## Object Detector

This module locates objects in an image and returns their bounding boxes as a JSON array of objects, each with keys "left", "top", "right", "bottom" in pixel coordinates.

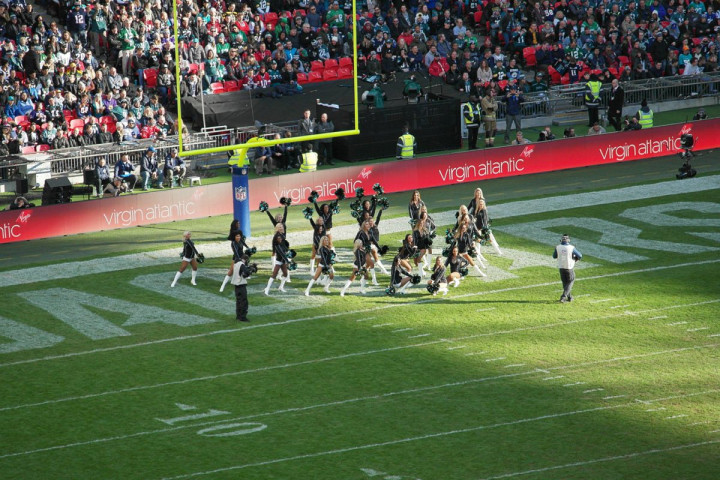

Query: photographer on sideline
[
  {"left": 553, "top": 234, "right": 582, "bottom": 303},
  {"left": 693, "top": 109, "right": 708, "bottom": 121},
  {"left": 232, "top": 254, "right": 257, "bottom": 323}
]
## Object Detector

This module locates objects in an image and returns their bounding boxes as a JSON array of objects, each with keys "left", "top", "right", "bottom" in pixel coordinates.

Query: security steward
[
  {"left": 299, "top": 144, "right": 319, "bottom": 172},
  {"left": 583, "top": 72, "right": 602, "bottom": 126},
  {"left": 636, "top": 98, "right": 654, "bottom": 129},
  {"left": 462, "top": 94, "right": 482, "bottom": 150},
  {"left": 396, "top": 124, "right": 417, "bottom": 159}
]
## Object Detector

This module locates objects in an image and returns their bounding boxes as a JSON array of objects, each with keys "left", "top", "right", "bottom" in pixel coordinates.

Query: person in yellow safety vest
[
  {"left": 583, "top": 72, "right": 602, "bottom": 127},
  {"left": 299, "top": 144, "right": 319, "bottom": 172},
  {"left": 396, "top": 124, "right": 416, "bottom": 159},
  {"left": 636, "top": 98, "right": 654, "bottom": 129},
  {"left": 228, "top": 137, "right": 261, "bottom": 167},
  {"left": 462, "top": 94, "right": 482, "bottom": 150}
]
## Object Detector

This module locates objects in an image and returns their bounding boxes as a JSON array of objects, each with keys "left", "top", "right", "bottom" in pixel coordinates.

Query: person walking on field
[
  {"left": 553, "top": 234, "right": 582, "bottom": 303},
  {"left": 607, "top": 78, "right": 624, "bottom": 131}
]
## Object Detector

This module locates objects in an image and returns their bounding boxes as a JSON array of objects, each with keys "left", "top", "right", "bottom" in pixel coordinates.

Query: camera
[{"left": 676, "top": 134, "right": 697, "bottom": 180}]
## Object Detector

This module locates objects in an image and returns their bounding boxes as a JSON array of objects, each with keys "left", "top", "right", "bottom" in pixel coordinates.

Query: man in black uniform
[
  {"left": 231, "top": 254, "right": 255, "bottom": 322},
  {"left": 607, "top": 78, "right": 624, "bottom": 131}
]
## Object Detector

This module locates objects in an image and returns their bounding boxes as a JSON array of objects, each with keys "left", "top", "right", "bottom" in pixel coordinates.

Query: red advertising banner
[{"left": 1, "top": 120, "right": 715, "bottom": 244}]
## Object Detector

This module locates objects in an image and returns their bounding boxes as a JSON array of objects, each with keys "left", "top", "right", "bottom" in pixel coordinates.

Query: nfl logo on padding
[{"left": 235, "top": 186, "right": 247, "bottom": 202}]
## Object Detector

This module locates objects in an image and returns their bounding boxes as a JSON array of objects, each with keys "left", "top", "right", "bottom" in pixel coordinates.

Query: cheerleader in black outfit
[
  {"left": 445, "top": 244, "right": 469, "bottom": 288},
  {"left": 427, "top": 256, "right": 449, "bottom": 295},
  {"left": 408, "top": 190, "right": 425, "bottom": 221},
  {"left": 340, "top": 239, "right": 369, "bottom": 296},
  {"left": 390, "top": 254, "right": 414, "bottom": 294},
  {"left": 355, "top": 219, "right": 381, "bottom": 285},
  {"left": 412, "top": 216, "right": 433, "bottom": 277},
  {"left": 308, "top": 216, "right": 327, "bottom": 273},
  {"left": 171, "top": 231, "right": 201, "bottom": 287},
  {"left": 355, "top": 196, "right": 377, "bottom": 225},
  {"left": 304, "top": 235, "right": 335, "bottom": 296},
  {"left": 263, "top": 201, "right": 292, "bottom": 282},
  {"left": 468, "top": 188, "right": 502, "bottom": 255},
  {"left": 220, "top": 229, "right": 250, "bottom": 292},
  {"left": 455, "top": 219, "right": 486, "bottom": 277},
  {"left": 263, "top": 224, "right": 291, "bottom": 295},
  {"left": 456, "top": 205, "right": 487, "bottom": 270},
  {"left": 313, "top": 198, "right": 337, "bottom": 248},
  {"left": 367, "top": 211, "right": 390, "bottom": 274},
  {"left": 418, "top": 207, "right": 436, "bottom": 270},
  {"left": 398, "top": 233, "right": 420, "bottom": 274}
]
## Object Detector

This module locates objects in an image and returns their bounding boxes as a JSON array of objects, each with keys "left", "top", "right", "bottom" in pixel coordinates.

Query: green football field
[{"left": 1, "top": 155, "right": 719, "bottom": 479}]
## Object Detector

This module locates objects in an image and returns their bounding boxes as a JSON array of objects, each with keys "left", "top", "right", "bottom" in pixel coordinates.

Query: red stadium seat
[
  {"left": 560, "top": 74, "right": 570, "bottom": 85},
  {"left": 297, "top": 72, "right": 309, "bottom": 84},
  {"left": 523, "top": 47, "right": 537, "bottom": 67},
  {"left": 324, "top": 59, "right": 339, "bottom": 70},
  {"left": 36, "top": 144, "right": 51, "bottom": 152},
  {"left": 264, "top": 12, "right": 279, "bottom": 24},
  {"left": 308, "top": 71, "right": 323, "bottom": 82},
  {"left": 337, "top": 67, "right": 353, "bottom": 79},
  {"left": 70, "top": 118, "right": 85, "bottom": 130},
  {"left": 618, "top": 56, "right": 630, "bottom": 67},
  {"left": 99, "top": 115, "right": 115, "bottom": 124},
  {"left": 22, "top": 146, "right": 36, "bottom": 154},
  {"left": 547, "top": 66, "right": 562, "bottom": 84},
  {"left": 338, "top": 57, "right": 353, "bottom": 68},
  {"left": 310, "top": 60, "right": 324, "bottom": 72},
  {"left": 144, "top": 68, "right": 158, "bottom": 88},
  {"left": 224, "top": 80, "right": 239, "bottom": 91},
  {"left": 322, "top": 69, "right": 338, "bottom": 81},
  {"left": 210, "top": 82, "right": 226, "bottom": 94},
  {"left": 188, "top": 63, "right": 201, "bottom": 75},
  {"left": 293, "top": 9, "right": 306, "bottom": 17},
  {"left": 14, "top": 115, "right": 28, "bottom": 124}
]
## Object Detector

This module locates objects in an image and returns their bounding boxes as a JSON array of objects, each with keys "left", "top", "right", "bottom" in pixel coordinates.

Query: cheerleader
[
  {"left": 304, "top": 236, "right": 335, "bottom": 296},
  {"left": 454, "top": 220, "right": 487, "bottom": 277},
  {"left": 355, "top": 196, "right": 377, "bottom": 225},
  {"left": 263, "top": 224, "right": 291, "bottom": 295},
  {"left": 308, "top": 216, "right": 327, "bottom": 273},
  {"left": 340, "top": 239, "right": 369, "bottom": 296},
  {"left": 389, "top": 254, "right": 414, "bottom": 295},
  {"left": 171, "top": 231, "right": 201, "bottom": 287},
  {"left": 412, "top": 217, "right": 432, "bottom": 275},
  {"left": 220, "top": 229, "right": 250, "bottom": 292},
  {"left": 408, "top": 190, "right": 425, "bottom": 221},
  {"left": 312, "top": 198, "right": 337, "bottom": 248},
  {"left": 427, "top": 256, "right": 449, "bottom": 296},
  {"left": 263, "top": 200, "right": 292, "bottom": 282},
  {"left": 468, "top": 187, "right": 502, "bottom": 255},
  {"left": 445, "top": 244, "right": 469, "bottom": 287},
  {"left": 367, "top": 211, "right": 390, "bottom": 274},
  {"left": 398, "top": 233, "right": 420, "bottom": 274},
  {"left": 418, "top": 207, "right": 436, "bottom": 268},
  {"left": 355, "top": 219, "right": 381, "bottom": 285},
  {"left": 455, "top": 205, "right": 487, "bottom": 269}
]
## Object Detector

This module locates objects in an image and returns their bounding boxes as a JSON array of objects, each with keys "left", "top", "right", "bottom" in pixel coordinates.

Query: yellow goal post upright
[{"left": 172, "top": 0, "right": 361, "bottom": 158}]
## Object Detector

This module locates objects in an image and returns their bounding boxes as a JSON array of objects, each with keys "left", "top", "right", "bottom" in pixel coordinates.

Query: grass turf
[{"left": 1, "top": 175, "right": 718, "bottom": 479}]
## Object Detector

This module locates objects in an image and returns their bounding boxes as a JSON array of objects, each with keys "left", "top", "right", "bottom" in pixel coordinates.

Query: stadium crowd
[{"left": 1, "top": 0, "right": 718, "bottom": 155}]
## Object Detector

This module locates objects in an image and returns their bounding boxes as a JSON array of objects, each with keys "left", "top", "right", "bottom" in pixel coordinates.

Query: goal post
[{"left": 172, "top": 0, "right": 360, "bottom": 158}]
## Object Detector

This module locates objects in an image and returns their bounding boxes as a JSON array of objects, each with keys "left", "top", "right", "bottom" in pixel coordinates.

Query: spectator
[
  {"left": 140, "top": 147, "right": 164, "bottom": 190},
  {"left": 511, "top": 131, "right": 531, "bottom": 145},
  {"left": 103, "top": 177, "right": 128, "bottom": 198},
  {"left": 503, "top": 85, "right": 524, "bottom": 144},
  {"left": 563, "top": 127, "right": 576, "bottom": 138},
  {"left": 538, "top": 126, "right": 556, "bottom": 141},
  {"left": 587, "top": 122, "right": 607, "bottom": 135},
  {"left": 115, "top": 154, "right": 138, "bottom": 191},
  {"left": 316, "top": 113, "right": 335, "bottom": 165},
  {"left": 8, "top": 196, "right": 33, "bottom": 210},
  {"left": 95, "top": 157, "right": 112, "bottom": 196},
  {"left": 164, "top": 149, "right": 187, "bottom": 188}
]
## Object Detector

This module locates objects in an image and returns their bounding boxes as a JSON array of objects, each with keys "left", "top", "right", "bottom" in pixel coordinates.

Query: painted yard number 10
[{"left": 156, "top": 402, "right": 266, "bottom": 437}]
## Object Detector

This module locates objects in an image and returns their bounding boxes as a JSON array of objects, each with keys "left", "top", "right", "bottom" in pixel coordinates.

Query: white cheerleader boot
[
  {"left": 220, "top": 275, "right": 231, "bottom": 292},
  {"left": 474, "top": 264, "right": 487, "bottom": 277},
  {"left": 279, "top": 277, "right": 288, "bottom": 292},
  {"left": 340, "top": 280, "right": 352, "bottom": 297},
  {"left": 323, "top": 279, "right": 332, "bottom": 293},
  {"left": 264, "top": 277, "right": 274, "bottom": 296},
  {"left": 304, "top": 279, "right": 314, "bottom": 296},
  {"left": 309, "top": 258, "right": 315, "bottom": 272},
  {"left": 360, "top": 277, "right": 367, "bottom": 294},
  {"left": 376, "top": 260, "right": 389, "bottom": 275},
  {"left": 490, "top": 233, "right": 502, "bottom": 256},
  {"left": 370, "top": 268, "right": 379, "bottom": 286},
  {"left": 399, "top": 282, "right": 411, "bottom": 294},
  {"left": 439, "top": 283, "right": 449, "bottom": 296},
  {"left": 171, "top": 271, "right": 182, "bottom": 287},
  {"left": 475, "top": 256, "right": 486, "bottom": 269},
  {"left": 452, "top": 278, "right": 461, "bottom": 288},
  {"left": 190, "top": 269, "right": 198, "bottom": 286}
]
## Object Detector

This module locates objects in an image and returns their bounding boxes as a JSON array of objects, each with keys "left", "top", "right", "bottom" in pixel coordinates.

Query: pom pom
[
  {"left": 377, "top": 197, "right": 390, "bottom": 210},
  {"left": 179, "top": 251, "right": 184, "bottom": 259},
  {"left": 459, "top": 266, "right": 469, "bottom": 277},
  {"left": 409, "top": 218, "right": 417, "bottom": 227},
  {"left": 287, "top": 249, "right": 297, "bottom": 259},
  {"left": 244, "top": 246, "right": 257, "bottom": 256},
  {"left": 285, "top": 197, "right": 292, "bottom": 206},
  {"left": 279, "top": 197, "right": 288, "bottom": 206},
  {"left": 196, "top": 253, "right": 205, "bottom": 264},
  {"left": 349, "top": 199, "right": 361, "bottom": 211},
  {"left": 334, "top": 188, "right": 345, "bottom": 201},
  {"left": 427, "top": 283, "right": 439, "bottom": 294},
  {"left": 372, "top": 183, "right": 384, "bottom": 195},
  {"left": 411, "top": 274, "right": 421, "bottom": 284},
  {"left": 363, "top": 243, "right": 372, "bottom": 253},
  {"left": 355, "top": 187, "right": 364, "bottom": 198},
  {"left": 430, "top": 231, "right": 437, "bottom": 239},
  {"left": 385, "top": 286, "right": 396, "bottom": 296},
  {"left": 329, "top": 252, "right": 337, "bottom": 264},
  {"left": 332, "top": 204, "right": 341, "bottom": 215},
  {"left": 379, "top": 245, "right": 389, "bottom": 256},
  {"left": 259, "top": 201, "right": 269, "bottom": 212},
  {"left": 288, "top": 261, "right": 298, "bottom": 271},
  {"left": 468, "top": 246, "right": 477, "bottom": 258},
  {"left": 322, "top": 266, "right": 330, "bottom": 275},
  {"left": 308, "top": 190, "right": 319, "bottom": 203},
  {"left": 442, "top": 246, "right": 451, "bottom": 257},
  {"left": 350, "top": 210, "right": 360, "bottom": 219},
  {"left": 302, "top": 206, "right": 314, "bottom": 219}
]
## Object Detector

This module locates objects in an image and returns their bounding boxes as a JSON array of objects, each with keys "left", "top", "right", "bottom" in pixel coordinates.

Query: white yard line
[
  {"left": 583, "top": 388, "right": 604, "bottom": 393},
  {"left": 479, "top": 439, "right": 720, "bottom": 480}
]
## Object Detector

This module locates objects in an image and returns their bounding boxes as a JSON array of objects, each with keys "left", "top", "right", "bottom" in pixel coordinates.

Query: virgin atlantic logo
[
  {"left": 16, "top": 210, "right": 32, "bottom": 224},
  {"left": 679, "top": 124, "right": 693, "bottom": 136},
  {"left": 359, "top": 168, "right": 372, "bottom": 180},
  {"left": 520, "top": 146, "right": 534, "bottom": 158}
]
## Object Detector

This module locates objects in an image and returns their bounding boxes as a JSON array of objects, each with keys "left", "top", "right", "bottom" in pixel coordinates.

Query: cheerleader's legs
[
  {"left": 447, "top": 272, "right": 462, "bottom": 287},
  {"left": 265, "top": 264, "right": 288, "bottom": 295},
  {"left": 371, "top": 246, "right": 389, "bottom": 274},
  {"left": 305, "top": 266, "right": 323, "bottom": 296},
  {"left": 220, "top": 261, "right": 234, "bottom": 292},
  {"left": 398, "top": 276, "right": 413, "bottom": 294},
  {"left": 489, "top": 231, "right": 502, "bottom": 255},
  {"left": 171, "top": 258, "right": 198, "bottom": 287},
  {"left": 473, "top": 242, "right": 487, "bottom": 269},
  {"left": 309, "top": 245, "right": 317, "bottom": 272},
  {"left": 367, "top": 258, "right": 379, "bottom": 285}
]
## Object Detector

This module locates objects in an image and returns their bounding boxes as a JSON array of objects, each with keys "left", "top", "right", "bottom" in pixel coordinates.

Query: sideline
[{"left": 0, "top": 175, "right": 718, "bottom": 289}]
